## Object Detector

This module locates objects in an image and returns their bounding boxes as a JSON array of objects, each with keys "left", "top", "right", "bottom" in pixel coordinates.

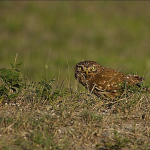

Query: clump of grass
[
  {"left": 0, "top": 54, "right": 24, "bottom": 103},
  {"left": 105, "top": 131, "right": 131, "bottom": 150},
  {"left": 35, "top": 78, "right": 56, "bottom": 100},
  {"left": 79, "top": 110, "right": 103, "bottom": 124}
]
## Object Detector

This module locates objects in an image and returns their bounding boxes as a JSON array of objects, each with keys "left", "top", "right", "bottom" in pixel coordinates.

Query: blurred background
[{"left": 0, "top": 1, "right": 150, "bottom": 87}]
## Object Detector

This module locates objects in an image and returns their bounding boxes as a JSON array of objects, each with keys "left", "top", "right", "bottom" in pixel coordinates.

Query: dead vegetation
[{"left": 0, "top": 82, "right": 150, "bottom": 150}]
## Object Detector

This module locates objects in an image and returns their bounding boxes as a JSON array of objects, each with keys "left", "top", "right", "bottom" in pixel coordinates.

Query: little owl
[{"left": 75, "top": 61, "right": 145, "bottom": 99}]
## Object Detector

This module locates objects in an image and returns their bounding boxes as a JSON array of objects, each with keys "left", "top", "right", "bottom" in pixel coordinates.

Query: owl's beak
[{"left": 86, "top": 70, "right": 89, "bottom": 76}]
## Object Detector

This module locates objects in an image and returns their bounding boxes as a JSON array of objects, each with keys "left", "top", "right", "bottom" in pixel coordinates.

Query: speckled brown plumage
[{"left": 75, "top": 61, "right": 145, "bottom": 99}]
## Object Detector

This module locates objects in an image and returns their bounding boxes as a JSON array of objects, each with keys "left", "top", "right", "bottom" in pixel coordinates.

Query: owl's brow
[
  {"left": 77, "top": 64, "right": 84, "bottom": 67},
  {"left": 91, "top": 64, "right": 96, "bottom": 67}
]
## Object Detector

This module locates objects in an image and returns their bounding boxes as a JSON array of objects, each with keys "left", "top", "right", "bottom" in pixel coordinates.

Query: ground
[{"left": 0, "top": 82, "right": 150, "bottom": 149}]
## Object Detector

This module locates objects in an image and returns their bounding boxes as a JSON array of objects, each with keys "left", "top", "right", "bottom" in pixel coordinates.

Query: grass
[
  {"left": 0, "top": 1, "right": 150, "bottom": 85},
  {"left": 0, "top": 1, "right": 150, "bottom": 150},
  {"left": 0, "top": 61, "right": 150, "bottom": 150}
]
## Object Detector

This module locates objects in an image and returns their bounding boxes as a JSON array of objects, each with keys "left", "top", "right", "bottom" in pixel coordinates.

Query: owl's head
[{"left": 75, "top": 61, "right": 102, "bottom": 80}]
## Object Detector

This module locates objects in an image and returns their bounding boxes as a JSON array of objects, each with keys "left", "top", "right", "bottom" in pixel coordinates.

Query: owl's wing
[
  {"left": 124, "top": 74, "right": 144, "bottom": 85},
  {"left": 93, "top": 68, "right": 144, "bottom": 93},
  {"left": 93, "top": 68, "right": 125, "bottom": 93}
]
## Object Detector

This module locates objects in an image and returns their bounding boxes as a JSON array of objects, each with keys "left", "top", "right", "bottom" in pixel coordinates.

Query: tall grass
[{"left": 0, "top": 1, "right": 150, "bottom": 87}]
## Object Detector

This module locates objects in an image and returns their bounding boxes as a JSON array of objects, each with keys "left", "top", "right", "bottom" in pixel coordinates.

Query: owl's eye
[
  {"left": 78, "top": 66, "right": 82, "bottom": 71},
  {"left": 91, "top": 66, "right": 96, "bottom": 71}
]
